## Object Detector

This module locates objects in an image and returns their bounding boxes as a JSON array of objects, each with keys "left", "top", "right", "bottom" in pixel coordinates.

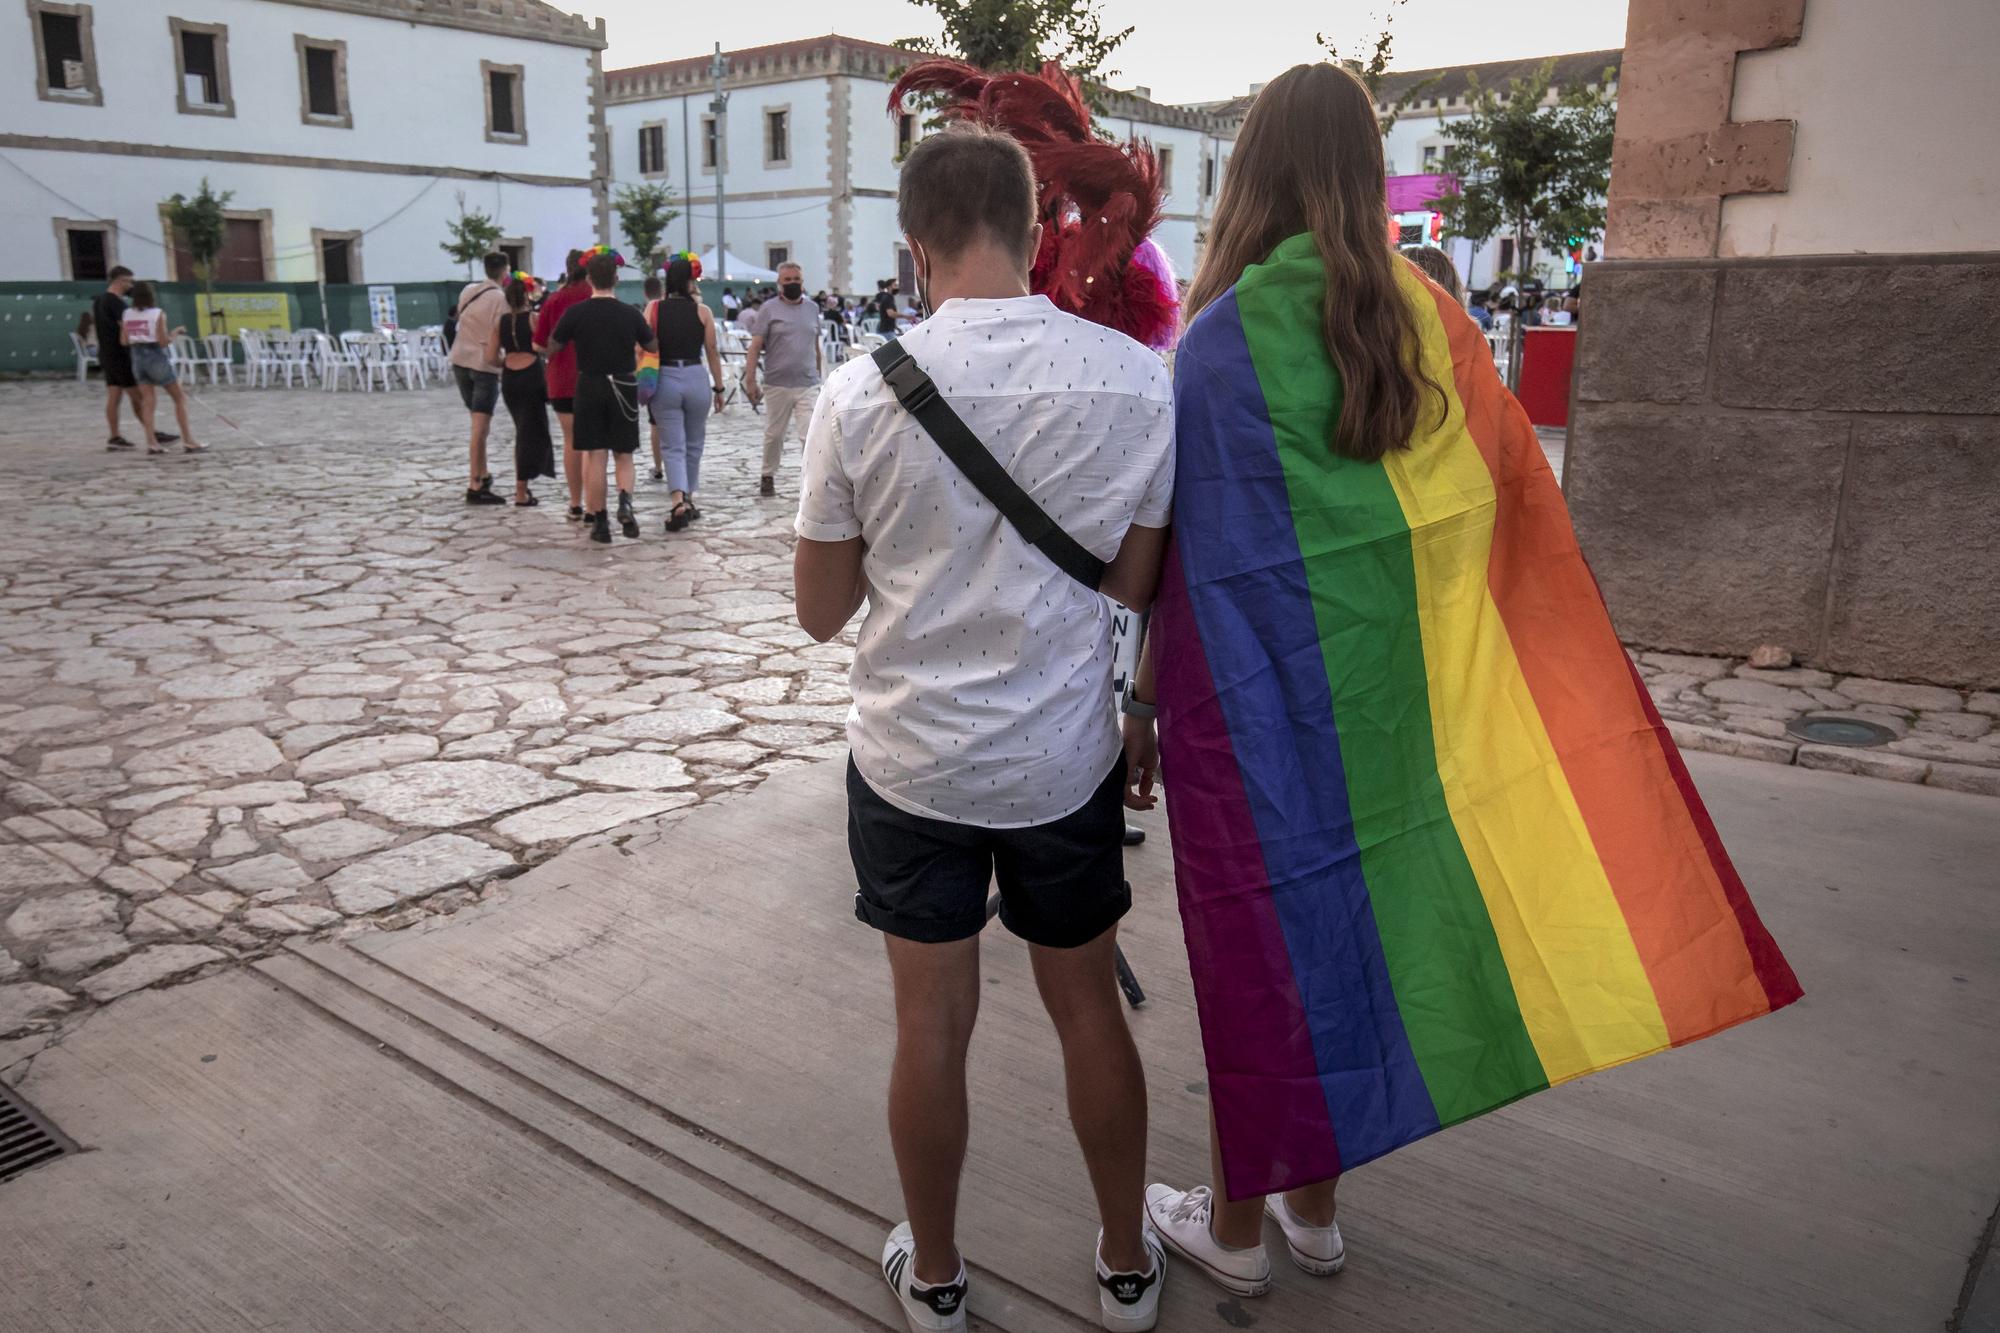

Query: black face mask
[{"left": 781, "top": 282, "right": 803, "bottom": 300}]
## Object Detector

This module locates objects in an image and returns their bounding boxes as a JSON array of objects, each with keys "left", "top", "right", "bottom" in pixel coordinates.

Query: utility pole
[{"left": 709, "top": 43, "right": 729, "bottom": 283}]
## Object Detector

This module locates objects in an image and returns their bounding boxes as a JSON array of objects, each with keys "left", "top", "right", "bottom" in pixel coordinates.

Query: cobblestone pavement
[
  {"left": 2, "top": 379, "right": 1993, "bottom": 1054},
  {"left": 0, "top": 378, "right": 850, "bottom": 1052}
]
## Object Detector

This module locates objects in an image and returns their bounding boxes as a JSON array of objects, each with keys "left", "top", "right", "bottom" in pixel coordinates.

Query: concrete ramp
[{"left": 4, "top": 754, "right": 1997, "bottom": 1332}]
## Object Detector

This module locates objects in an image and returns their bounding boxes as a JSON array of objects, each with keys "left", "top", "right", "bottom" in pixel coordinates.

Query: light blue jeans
[{"left": 648, "top": 364, "right": 712, "bottom": 495}]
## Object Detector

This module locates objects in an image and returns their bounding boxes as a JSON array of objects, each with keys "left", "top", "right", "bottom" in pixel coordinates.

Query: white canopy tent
[{"left": 698, "top": 249, "right": 780, "bottom": 283}]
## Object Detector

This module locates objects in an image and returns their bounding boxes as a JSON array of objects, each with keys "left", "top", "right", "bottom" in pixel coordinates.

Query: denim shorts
[
  {"left": 453, "top": 365, "right": 500, "bottom": 415},
  {"left": 132, "top": 344, "right": 177, "bottom": 387}
]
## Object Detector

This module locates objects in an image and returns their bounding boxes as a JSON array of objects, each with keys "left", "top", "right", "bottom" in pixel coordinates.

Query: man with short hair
[
  {"left": 92, "top": 267, "right": 169, "bottom": 450},
  {"left": 793, "top": 123, "right": 1174, "bottom": 1333},
  {"left": 449, "top": 251, "right": 511, "bottom": 505},
  {"left": 720, "top": 285, "right": 740, "bottom": 323},
  {"left": 741, "top": 260, "right": 821, "bottom": 497},
  {"left": 540, "top": 251, "right": 656, "bottom": 544}
]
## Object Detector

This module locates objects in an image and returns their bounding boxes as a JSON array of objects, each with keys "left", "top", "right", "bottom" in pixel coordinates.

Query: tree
[
  {"left": 897, "top": 0, "right": 1132, "bottom": 86},
  {"left": 613, "top": 183, "right": 680, "bottom": 273},
  {"left": 162, "top": 178, "right": 234, "bottom": 330},
  {"left": 1426, "top": 60, "right": 1617, "bottom": 287},
  {"left": 440, "top": 191, "right": 503, "bottom": 277},
  {"left": 1319, "top": 0, "right": 1441, "bottom": 135}
]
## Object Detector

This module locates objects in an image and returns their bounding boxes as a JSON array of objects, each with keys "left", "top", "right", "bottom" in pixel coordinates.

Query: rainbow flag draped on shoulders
[{"left": 1153, "top": 233, "right": 1801, "bottom": 1200}]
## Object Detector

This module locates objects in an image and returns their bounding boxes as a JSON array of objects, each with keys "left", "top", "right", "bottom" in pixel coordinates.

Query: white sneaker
[
  {"left": 881, "top": 1222, "right": 968, "bottom": 1331},
  {"left": 1265, "top": 1194, "right": 1346, "bottom": 1275},
  {"left": 1096, "top": 1224, "right": 1167, "bottom": 1330},
  {"left": 1144, "top": 1183, "right": 1272, "bottom": 1297}
]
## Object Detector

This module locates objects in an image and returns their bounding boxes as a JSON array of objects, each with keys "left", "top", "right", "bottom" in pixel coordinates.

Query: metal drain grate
[
  {"left": 0, "top": 1083, "right": 73, "bottom": 1183},
  {"left": 1787, "top": 714, "right": 1900, "bottom": 748}
]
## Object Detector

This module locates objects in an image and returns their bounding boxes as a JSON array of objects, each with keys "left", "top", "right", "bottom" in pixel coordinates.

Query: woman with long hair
[
  {"left": 645, "top": 254, "right": 726, "bottom": 531},
  {"left": 485, "top": 274, "right": 557, "bottom": 506},
  {"left": 119, "top": 282, "right": 204, "bottom": 455},
  {"left": 1125, "top": 61, "right": 1796, "bottom": 1300}
]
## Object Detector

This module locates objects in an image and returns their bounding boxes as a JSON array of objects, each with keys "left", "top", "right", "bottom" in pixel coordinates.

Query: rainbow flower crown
[
  {"left": 509, "top": 270, "right": 541, "bottom": 296},
  {"left": 580, "top": 244, "right": 626, "bottom": 268},
  {"left": 668, "top": 249, "right": 702, "bottom": 280}
]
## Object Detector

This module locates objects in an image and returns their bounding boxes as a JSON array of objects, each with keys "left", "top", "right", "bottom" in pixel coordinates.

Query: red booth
[{"left": 1515, "top": 326, "right": 1577, "bottom": 428}]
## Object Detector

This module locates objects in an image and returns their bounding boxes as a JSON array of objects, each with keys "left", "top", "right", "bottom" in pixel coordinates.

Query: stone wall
[{"left": 1566, "top": 252, "right": 2000, "bottom": 687}]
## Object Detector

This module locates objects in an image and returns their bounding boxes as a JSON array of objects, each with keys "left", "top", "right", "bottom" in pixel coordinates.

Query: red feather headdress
[{"left": 888, "top": 59, "right": 1180, "bottom": 350}]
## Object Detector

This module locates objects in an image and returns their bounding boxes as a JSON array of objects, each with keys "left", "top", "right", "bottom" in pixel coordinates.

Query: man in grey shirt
[{"left": 742, "top": 261, "right": 822, "bottom": 497}]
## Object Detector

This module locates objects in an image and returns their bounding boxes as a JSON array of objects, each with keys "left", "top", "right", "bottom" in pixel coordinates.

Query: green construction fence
[{"left": 1, "top": 278, "right": 732, "bottom": 378}]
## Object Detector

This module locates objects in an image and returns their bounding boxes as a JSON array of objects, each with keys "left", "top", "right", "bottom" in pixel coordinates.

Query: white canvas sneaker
[
  {"left": 1143, "top": 1184, "right": 1272, "bottom": 1297},
  {"left": 1264, "top": 1194, "right": 1346, "bottom": 1275},
  {"left": 1096, "top": 1224, "right": 1167, "bottom": 1330},
  {"left": 881, "top": 1222, "right": 968, "bottom": 1331}
]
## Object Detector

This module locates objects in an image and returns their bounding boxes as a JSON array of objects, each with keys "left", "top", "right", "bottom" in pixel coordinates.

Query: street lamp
[{"left": 709, "top": 44, "right": 728, "bottom": 283}]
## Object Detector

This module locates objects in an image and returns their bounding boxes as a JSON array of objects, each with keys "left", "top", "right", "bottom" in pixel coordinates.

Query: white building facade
[
  {"left": 603, "top": 36, "right": 1238, "bottom": 297},
  {"left": 3, "top": 0, "right": 608, "bottom": 284}
]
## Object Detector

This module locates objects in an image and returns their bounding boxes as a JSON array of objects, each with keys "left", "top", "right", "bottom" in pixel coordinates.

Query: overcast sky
[{"left": 583, "top": 0, "right": 1629, "bottom": 105}]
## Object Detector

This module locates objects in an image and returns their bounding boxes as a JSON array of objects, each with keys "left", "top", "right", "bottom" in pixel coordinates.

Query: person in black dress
[{"left": 484, "top": 275, "right": 557, "bottom": 506}]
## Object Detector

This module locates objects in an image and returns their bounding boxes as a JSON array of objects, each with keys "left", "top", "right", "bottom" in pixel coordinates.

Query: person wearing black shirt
[
  {"left": 540, "top": 251, "right": 656, "bottom": 544},
  {"left": 91, "top": 267, "right": 170, "bottom": 450}
]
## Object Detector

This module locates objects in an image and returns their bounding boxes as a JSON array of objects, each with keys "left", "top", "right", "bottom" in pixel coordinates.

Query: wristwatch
[{"left": 1121, "top": 686, "right": 1156, "bottom": 721}]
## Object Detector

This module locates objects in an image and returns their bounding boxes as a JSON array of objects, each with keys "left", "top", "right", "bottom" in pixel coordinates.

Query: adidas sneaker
[
  {"left": 881, "top": 1221, "right": 967, "bottom": 1331},
  {"left": 1096, "top": 1224, "right": 1166, "bottom": 1330}
]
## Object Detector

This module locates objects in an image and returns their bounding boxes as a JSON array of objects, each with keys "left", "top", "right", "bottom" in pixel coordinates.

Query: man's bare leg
[
  {"left": 1030, "top": 927, "right": 1149, "bottom": 1272},
  {"left": 104, "top": 385, "right": 124, "bottom": 440},
  {"left": 883, "top": 933, "right": 980, "bottom": 1287},
  {"left": 468, "top": 411, "right": 492, "bottom": 489}
]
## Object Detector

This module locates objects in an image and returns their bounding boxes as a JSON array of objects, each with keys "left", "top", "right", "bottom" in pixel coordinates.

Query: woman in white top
[{"left": 119, "top": 282, "right": 204, "bottom": 454}]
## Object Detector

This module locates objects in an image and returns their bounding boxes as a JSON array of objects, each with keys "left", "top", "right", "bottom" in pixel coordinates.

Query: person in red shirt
[{"left": 534, "top": 249, "right": 592, "bottom": 522}]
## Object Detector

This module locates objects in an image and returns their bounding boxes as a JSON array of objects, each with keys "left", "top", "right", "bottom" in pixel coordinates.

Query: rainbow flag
[{"left": 1153, "top": 234, "right": 1801, "bottom": 1200}]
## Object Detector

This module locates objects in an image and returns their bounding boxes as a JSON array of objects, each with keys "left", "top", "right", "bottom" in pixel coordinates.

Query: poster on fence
[
  {"left": 195, "top": 292, "right": 291, "bottom": 339},
  {"left": 368, "top": 285, "right": 399, "bottom": 331}
]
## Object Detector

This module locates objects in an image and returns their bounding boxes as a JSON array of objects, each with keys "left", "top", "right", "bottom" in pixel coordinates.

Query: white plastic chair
[
  {"left": 70, "top": 332, "right": 99, "bottom": 383},
  {"left": 316, "top": 333, "right": 362, "bottom": 391},
  {"left": 277, "top": 333, "right": 317, "bottom": 387},
  {"left": 388, "top": 331, "right": 428, "bottom": 389},
  {"left": 169, "top": 334, "right": 201, "bottom": 382},
  {"left": 202, "top": 333, "right": 237, "bottom": 386},
  {"left": 240, "top": 329, "right": 282, "bottom": 388}
]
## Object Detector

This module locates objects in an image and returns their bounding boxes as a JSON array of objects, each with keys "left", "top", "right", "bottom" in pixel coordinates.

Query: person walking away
[
  {"left": 118, "top": 283, "right": 203, "bottom": 454},
  {"left": 741, "top": 261, "right": 821, "bottom": 497},
  {"left": 640, "top": 275, "right": 667, "bottom": 479},
  {"left": 92, "top": 267, "right": 167, "bottom": 450},
  {"left": 792, "top": 123, "right": 1176, "bottom": 1333},
  {"left": 1126, "top": 61, "right": 1800, "bottom": 1303},
  {"left": 535, "top": 250, "right": 593, "bottom": 522},
  {"left": 449, "top": 252, "right": 510, "bottom": 505},
  {"left": 646, "top": 255, "right": 727, "bottom": 533},
  {"left": 720, "top": 285, "right": 740, "bottom": 324},
  {"left": 484, "top": 274, "right": 557, "bottom": 506},
  {"left": 539, "top": 250, "right": 655, "bottom": 544}
]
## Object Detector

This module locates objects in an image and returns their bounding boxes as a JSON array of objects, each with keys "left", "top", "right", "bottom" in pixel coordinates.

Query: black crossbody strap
[{"left": 871, "top": 340, "right": 1104, "bottom": 592}]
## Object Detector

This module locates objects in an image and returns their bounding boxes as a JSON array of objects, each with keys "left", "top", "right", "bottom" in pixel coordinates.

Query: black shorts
[
  {"left": 847, "top": 757, "right": 1130, "bottom": 949},
  {"left": 549, "top": 395, "right": 575, "bottom": 414},
  {"left": 571, "top": 376, "right": 640, "bottom": 455},
  {"left": 453, "top": 366, "right": 499, "bottom": 415},
  {"left": 102, "top": 352, "right": 136, "bottom": 389}
]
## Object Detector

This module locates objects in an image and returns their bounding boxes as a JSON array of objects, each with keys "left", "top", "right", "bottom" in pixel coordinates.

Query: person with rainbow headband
[
  {"left": 482, "top": 270, "right": 556, "bottom": 507},
  {"left": 640, "top": 251, "right": 727, "bottom": 532},
  {"left": 534, "top": 248, "right": 592, "bottom": 522},
  {"left": 537, "top": 246, "right": 655, "bottom": 543}
]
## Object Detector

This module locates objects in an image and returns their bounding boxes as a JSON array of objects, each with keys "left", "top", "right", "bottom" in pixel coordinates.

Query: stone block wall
[{"left": 1565, "top": 252, "right": 2000, "bottom": 687}]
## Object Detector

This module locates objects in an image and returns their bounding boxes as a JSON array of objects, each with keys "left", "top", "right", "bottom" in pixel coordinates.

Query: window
[
  {"left": 765, "top": 108, "right": 790, "bottom": 167},
  {"left": 1202, "top": 154, "right": 1216, "bottom": 198},
  {"left": 1499, "top": 238, "right": 1515, "bottom": 273},
  {"left": 701, "top": 114, "right": 723, "bottom": 171},
  {"left": 483, "top": 61, "right": 525, "bottom": 143},
  {"left": 766, "top": 245, "right": 790, "bottom": 271},
  {"left": 31, "top": 2, "right": 99, "bottom": 104},
  {"left": 1156, "top": 145, "right": 1173, "bottom": 195},
  {"left": 319, "top": 236, "right": 353, "bottom": 284},
  {"left": 170, "top": 18, "right": 234, "bottom": 117},
  {"left": 498, "top": 238, "right": 532, "bottom": 274},
  {"left": 895, "top": 244, "right": 916, "bottom": 296},
  {"left": 295, "top": 36, "right": 348, "bottom": 127},
  {"left": 54, "top": 219, "right": 114, "bottom": 281},
  {"left": 1422, "top": 144, "right": 1439, "bottom": 169},
  {"left": 896, "top": 112, "right": 916, "bottom": 158},
  {"left": 169, "top": 212, "right": 269, "bottom": 282},
  {"left": 638, "top": 123, "right": 666, "bottom": 175}
]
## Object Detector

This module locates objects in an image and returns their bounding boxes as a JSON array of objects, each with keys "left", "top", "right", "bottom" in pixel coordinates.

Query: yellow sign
[{"left": 195, "top": 292, "right": 291, "bottom": 339}]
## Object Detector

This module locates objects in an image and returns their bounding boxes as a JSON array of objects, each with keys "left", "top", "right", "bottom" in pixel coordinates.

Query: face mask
[{"left": 781, "top": 282, "right": 803, "bottom": 300}]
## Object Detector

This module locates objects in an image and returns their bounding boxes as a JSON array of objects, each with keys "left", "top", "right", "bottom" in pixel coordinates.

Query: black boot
[
  {"left": 589, "top": 509, "right": 612, "bottom": 544},
  {"left": 617, "top": 490, "right": 639, "bottom": 539}
]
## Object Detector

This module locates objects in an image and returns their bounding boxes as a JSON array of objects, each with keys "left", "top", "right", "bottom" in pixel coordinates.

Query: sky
[{"left": 581, "top": 0, "right": 1630, "bottom": 106}]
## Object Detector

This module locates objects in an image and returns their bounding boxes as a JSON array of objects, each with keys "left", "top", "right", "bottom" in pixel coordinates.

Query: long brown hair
[{"left": 1185, "top": 63, "right": 1442, "bottom": 462}]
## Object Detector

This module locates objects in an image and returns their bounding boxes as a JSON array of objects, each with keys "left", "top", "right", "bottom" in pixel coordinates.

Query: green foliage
[
  {"left": 440, "top": 190, "right": 504, "bottom": 277},
  {"left": 897, "top": 0, "right": 1132, "bottom": 84},
  {"left": 1318, "top": 0, "right": 1440, "bottom": 135},
  {"left": 613, "top": 183, "right": 680, "bottom": 272},
  {"left": 162, "top": 178, "right": 235, "bottom": 290},
  {"left": 1426, "top": 60, "right": 1617, "bottom": 277}
]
